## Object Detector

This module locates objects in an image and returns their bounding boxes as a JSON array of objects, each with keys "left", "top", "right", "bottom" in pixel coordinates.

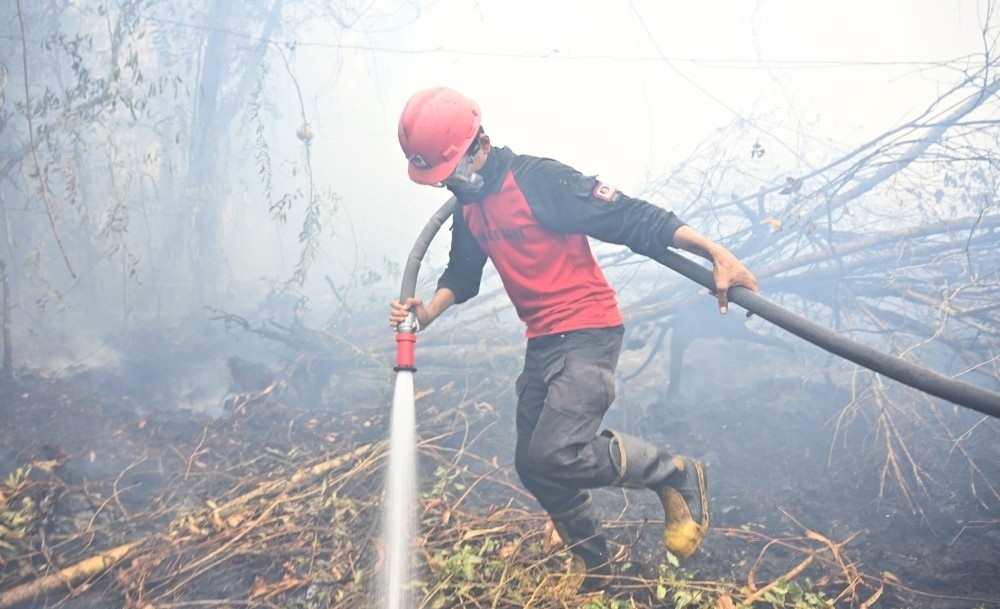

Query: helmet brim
[{"left": 406, "top": 152, "right": 465, "bottom": 185}]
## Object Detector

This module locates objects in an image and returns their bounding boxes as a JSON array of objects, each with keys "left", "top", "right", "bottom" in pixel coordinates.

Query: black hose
[
  {"left": 398, "top": 200, "right": 999, "bottom": 417},
  {"left": 650, "top": 249, "right": 1000, "bottom": 419},
  {"left": 399, "top": 197, "right": 457, "bottom": 302}
]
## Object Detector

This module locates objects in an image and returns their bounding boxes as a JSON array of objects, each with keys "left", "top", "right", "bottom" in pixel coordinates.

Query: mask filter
[{"left": 441, "top": 153, "right": 484, "bottom": 195}]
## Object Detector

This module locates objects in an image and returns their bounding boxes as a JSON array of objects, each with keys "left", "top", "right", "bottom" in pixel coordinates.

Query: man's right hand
[
  {"left": 389, "top": 297, "right": 427, "bottom": 329},
  {"left": 390, "top": 288, "right": 456, "bottom": 331}
]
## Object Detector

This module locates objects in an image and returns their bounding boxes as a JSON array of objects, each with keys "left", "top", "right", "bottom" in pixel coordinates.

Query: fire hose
[
  {"left": 649, "top": 249, "right": 1000, "bottom": 418},
  {"left": 396, "top": 197, "right": 999, "bottom": 418}
]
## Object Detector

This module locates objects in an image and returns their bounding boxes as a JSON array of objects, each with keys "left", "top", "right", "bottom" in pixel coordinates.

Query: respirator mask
[
  {"left": 440, "top": 153, "right": 484, "bottom": 195},
  {"left": 434, "top": 136, "right": 483, "bottom": 196}
]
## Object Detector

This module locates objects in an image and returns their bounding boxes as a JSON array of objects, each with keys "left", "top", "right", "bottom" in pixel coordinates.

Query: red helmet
[{"left": 398, "top": 88, "right": 481, "bottom": 185}]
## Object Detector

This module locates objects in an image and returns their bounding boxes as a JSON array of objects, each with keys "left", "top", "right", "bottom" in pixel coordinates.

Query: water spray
[{"left": 381, "top": 197, "right": 457, "bottom": 609}]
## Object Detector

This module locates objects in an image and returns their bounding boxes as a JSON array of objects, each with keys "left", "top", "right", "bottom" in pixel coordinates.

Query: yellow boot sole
[{"left": 661, "top": 461, "right": 709, "bottom": 557}]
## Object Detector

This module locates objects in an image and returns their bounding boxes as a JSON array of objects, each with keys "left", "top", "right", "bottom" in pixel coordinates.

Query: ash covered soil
[{"left": 0, "top": 331, "right": 997, "bottom": 609}]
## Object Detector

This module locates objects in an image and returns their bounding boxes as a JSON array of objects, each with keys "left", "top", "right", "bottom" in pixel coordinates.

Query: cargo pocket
[
  {"left": 542, "top": 354, "right": 567, "bottom": 385},
  {"left": 515, "top": 370, "right": 529, "bottom": 399}
]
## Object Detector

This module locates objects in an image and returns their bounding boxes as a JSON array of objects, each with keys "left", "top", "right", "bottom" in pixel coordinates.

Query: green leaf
[{"left": 787, "top": 580, "right": 804, "bottom": 602}]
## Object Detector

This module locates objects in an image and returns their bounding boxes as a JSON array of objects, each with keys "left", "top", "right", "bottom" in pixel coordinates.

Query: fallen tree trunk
[{"left": 753, "top": 214, "right": 1000, "bottom": 279}]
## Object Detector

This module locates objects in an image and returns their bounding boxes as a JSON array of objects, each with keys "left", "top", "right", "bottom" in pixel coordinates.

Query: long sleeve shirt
[{"left": 437, "top": 145, "right": 686, "bottom": 338}]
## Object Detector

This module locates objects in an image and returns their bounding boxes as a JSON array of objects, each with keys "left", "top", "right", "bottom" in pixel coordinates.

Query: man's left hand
[{"left": 711, "top": 251, "right": 758, "bottom": 315}]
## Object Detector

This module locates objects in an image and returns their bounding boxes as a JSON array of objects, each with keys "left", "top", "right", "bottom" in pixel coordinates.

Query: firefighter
[{"left": 389, "top": 87, "right": 759, "bottom": 591}]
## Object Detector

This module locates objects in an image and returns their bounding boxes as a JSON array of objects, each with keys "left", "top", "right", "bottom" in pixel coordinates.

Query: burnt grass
[{"left": 0, "top": 331, "right": 997, "bottom": 609}]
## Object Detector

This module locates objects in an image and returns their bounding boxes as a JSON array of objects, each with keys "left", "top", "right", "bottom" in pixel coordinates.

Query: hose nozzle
[{"left": 394, "top": 312, "right": 418, "bottom": 372}]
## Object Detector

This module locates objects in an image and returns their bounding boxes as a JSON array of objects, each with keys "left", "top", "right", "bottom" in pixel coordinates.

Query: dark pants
[{"left": 513, "top": 326, "right": 624, "bottom": 515}]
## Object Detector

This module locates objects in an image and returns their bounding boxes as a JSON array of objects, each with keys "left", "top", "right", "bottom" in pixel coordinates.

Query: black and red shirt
[{"left": 437, "top": 146, "right": 686, "bottom": 338}]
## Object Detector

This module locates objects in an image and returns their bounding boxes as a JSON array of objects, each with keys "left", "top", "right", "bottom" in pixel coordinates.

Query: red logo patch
[{"left": 593, "top": 181, "right": 619, "bottom": 202}]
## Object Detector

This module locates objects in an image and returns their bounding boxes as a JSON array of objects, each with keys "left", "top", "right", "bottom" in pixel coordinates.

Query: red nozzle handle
[{"left": 395, "top": 331, "right": 416, "bottom": 372}]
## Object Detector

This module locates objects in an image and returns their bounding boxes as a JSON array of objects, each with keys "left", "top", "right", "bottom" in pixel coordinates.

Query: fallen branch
[
  {"left": 0, "top": 443, "right": 377, "bottom": 609},
  {"left": 0, "top": 542, "right": 138, "bottom": 608},
  {"left": 742, "top": 554, "right": 815, "bottom": 606}
]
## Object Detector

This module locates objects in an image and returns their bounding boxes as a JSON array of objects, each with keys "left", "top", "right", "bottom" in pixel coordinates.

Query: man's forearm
[
  {"left": 421, "top": 287, "right": 456, "bottom": 329},
  {"left": 671, "top": 225, "right": 728, "bottom": 263}
]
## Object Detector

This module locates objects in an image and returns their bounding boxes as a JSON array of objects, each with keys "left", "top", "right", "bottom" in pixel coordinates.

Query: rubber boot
[
  {"left": 549, "top": 494, "right": 612, "bottom": 592},
  {"left": 603, "top": 430, "right": 710, "bottom": 558}
]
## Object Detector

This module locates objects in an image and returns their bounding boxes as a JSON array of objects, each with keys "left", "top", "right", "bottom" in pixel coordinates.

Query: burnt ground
[
  {"left": 0, "top": 325, "right": 998, "bottom": 609},
  {"left": 604, "top": 337, "right": 1000, "bottom": 608}
]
